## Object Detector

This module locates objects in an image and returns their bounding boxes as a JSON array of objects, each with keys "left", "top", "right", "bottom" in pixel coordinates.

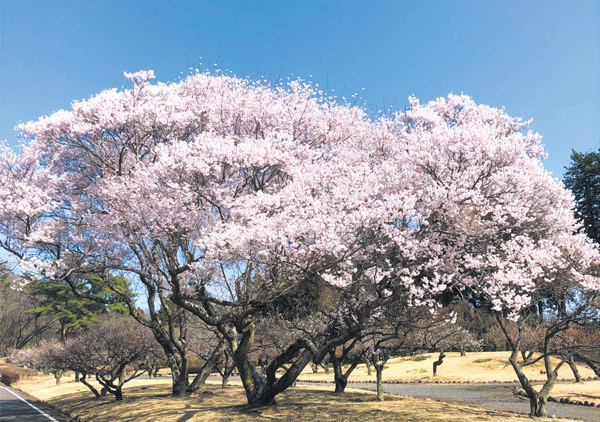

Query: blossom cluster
[{"left": 1, "top": 70, "right": 598, "bottom": 319}]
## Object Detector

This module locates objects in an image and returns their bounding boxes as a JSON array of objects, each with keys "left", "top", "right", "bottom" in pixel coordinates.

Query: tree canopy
[{"left": 1, "top": 70, "right": 598, "bottom": 407}]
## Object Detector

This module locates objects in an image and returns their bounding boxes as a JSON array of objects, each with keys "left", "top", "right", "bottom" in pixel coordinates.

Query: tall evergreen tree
[
  {"left": 564, "top": 150, "right": 600, "bottom": 243},
  {"left": 25, "top": 274, "right": 129, "bottom": 341}
]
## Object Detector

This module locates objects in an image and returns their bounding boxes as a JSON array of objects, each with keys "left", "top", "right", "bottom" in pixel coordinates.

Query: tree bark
[
  {"left": 330, "top": 349, "right": 362, "bottom": 393},
  {"left": 506, "top": 349, "right": 559, "bottom": 417},
  {"left": 364, "top": 359, "right": 372, "bottom": 376},
  {"left": 374, "top": 363, "right": 384, "bottom": 401},
  {"left": 332, "top": 357, "right": 347, "bottom": 393},
  {"left": 166, "top": 350, "right": 189, "bottom": 396},
  {"left": 568, "top": 355, "right": 582, "bottom": 382},
  {"left": 114, "top": 387, "right": 123, "bottom": 401},
  {"left": 433, "top": 351, "right": 445, "bottom": 377},
  {"left": 221, "top": 352, "right": 235, "bottom": 389},
  {"left": 187, "top": 339, "right": 227, "bottom": 393},
  {"left": 79, "top": 373, "right": 101, "bottom": 398}
]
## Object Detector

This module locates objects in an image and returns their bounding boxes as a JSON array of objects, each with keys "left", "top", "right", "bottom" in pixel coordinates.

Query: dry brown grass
[
  {"left": 548, "top": 381, "right": 600, "bottom": 402},
  {"left": 300, "top": 352, "right": 598, "bottom": 384},
  {"left": 11, "top": 351, "right": 599, "bottom": 422},
  {"left": 13, "top": 376, "right": 581, "bottom": 422}
]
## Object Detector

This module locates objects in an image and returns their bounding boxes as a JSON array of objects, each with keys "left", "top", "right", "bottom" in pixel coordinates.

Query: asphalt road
[{"left": 0, "top": 386, "right": 65, "bottom": 422}]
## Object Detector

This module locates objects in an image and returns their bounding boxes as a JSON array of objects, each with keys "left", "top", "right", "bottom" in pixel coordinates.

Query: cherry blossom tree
[
  {"left": 0, "top": 70, "right": 419, "bottom": 406},
  {"left": 2, "top": 71, "right": 599, "bottom": 409},
  {"left": 396, "top": 95, "right": 600, "bottom": 416}
]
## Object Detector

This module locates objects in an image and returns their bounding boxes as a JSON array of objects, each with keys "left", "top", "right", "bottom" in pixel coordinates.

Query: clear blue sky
[{"left": 1, "top": 0, "right": 598, "bottom": 177}]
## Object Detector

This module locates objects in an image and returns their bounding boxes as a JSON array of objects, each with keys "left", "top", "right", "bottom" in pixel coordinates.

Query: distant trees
[
  {"left": 416, "top": 311, "right": 480, "bottom": 376},
  {"left": 0, "top": 263, "right": 57, "bottom": 354},
  {"left": 564, "top": 150, "right": 600, "bottom": 243}
]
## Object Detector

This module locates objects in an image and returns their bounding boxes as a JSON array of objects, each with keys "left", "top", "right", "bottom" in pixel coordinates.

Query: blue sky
[{"left": 1, "top": 0, "right": 598, "bottom": 177}]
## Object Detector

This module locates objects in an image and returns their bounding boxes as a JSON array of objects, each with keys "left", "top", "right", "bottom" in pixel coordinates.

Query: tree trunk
[
  {"left": 167, "top": 352, "right": 189, "bottom": 396},
  {"left": 329, "top": 350, "right": 361, "bottom": 394},
  {"left": 310, "top": 362, "right": 318, "bottom": 373},
  {"left": 221, "top": 352, "right": 235, "bottom": 389},
  {"left": 529, "top": 394, "right": 547, "bottom": 418},
  {"left": 334, "top": 374, "right": 347, "bottom": 393},
  {"left": 187, "top": 340, "right": 226, "bottom": 393},
  {"left": 54, "top": 371, "right": 63, "bottom": 385},
  {"left": 433, "top": 351, "right": 445, "bottom": 377},
  {"left": 459, "top": 347, "right": 465, "bottom": 357},
  {"left": 257, "top": 350, "right": 314, "bottom": 406},
  {"left": 60, "top": 321, "right": 67, "bottom": 343},
  {"left": 79, "top": 373, "right": 101, "bottom": 398},
  {"left": 74, "top": 371, "right": 80, "bottom": 382},
  {"left": 330, "top": 351, "right": 344, "bottom": 393},
  {"left": 171, "top": 371, "right": 188, "bottom": 396},
  {"left": 114, "top": 387, "right": 123, "bottom": 401},
  {"left": 332, "top": 357, "right": 348, "bottom": 393},
  {"left": 375, "top": 363, "right": 384, "bottom": 401},
  {"left": 568, "top": 355, "right": 582, "bottom": 382},
  {"left": 364, "top": 359, "right": 372, "bottom": 376},
  {"left": 508, "top": 353, "right": 553, "bottom": 417}
]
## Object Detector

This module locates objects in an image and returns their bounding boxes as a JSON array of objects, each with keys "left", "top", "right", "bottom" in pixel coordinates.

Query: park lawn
[
  {"left": 12, "top": 374, "right": 583, "bottom": 422},
  {"left": 299, "top": 351, "right": 598, "bottom": 384}
]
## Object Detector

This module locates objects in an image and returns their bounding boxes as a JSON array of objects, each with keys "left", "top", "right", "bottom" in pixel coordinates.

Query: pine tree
[{"left": 564, "top": 150, "right": 600, "bottom": 243}]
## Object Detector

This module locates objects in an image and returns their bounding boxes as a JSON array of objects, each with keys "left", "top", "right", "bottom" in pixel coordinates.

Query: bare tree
[
  {"left": 495, "top": 286, "right": 599, "bottom": 417},
  {"left": 62, "top": 316, "right": 160, "bottom": 401},
  {"left": 0, "top": 275, "right": 57, "bottom": 354},
  {"left": 10, "top": 340, "right": 68, "bottom": 384}
]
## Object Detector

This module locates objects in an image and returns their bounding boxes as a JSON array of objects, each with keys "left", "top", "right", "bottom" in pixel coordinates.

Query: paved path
[
  {"left": 215, "top": 375, "right": 599, "bottom": 420},
  {"left": 325, "top": 381, "right": 600, "bottom": 421},
  {"left": 0, "top": 386, "right": 66, "bottom": 422}
]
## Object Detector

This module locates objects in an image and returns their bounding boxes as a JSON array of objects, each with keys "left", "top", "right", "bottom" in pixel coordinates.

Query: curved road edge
[{"left": 0, "top": 384, "right": 71, "bottom": 422}]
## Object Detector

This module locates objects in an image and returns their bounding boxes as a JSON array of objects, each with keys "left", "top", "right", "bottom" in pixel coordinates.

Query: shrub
[
  {"left": 411, "top": 355, "right": 429, "bottom": 361},
  {"left": 473, "top": 358, "right": 492, "bottom": 363},
  {"left": 0, "top": 370, "right": 20, "bottom": 385}
]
